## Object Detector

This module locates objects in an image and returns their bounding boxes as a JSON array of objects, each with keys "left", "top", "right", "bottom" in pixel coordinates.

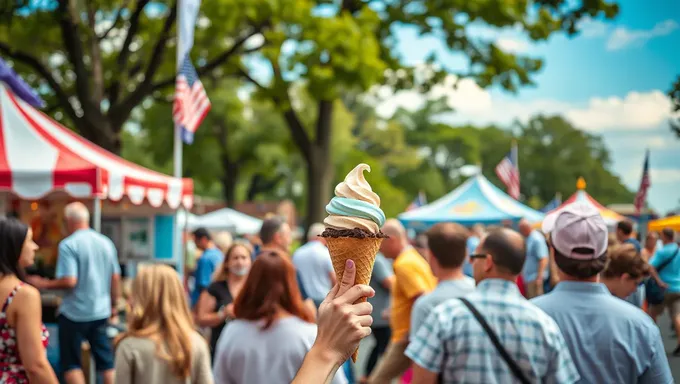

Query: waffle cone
[{"left": 325, "top": 236, "right": 383, "bottom": 362}]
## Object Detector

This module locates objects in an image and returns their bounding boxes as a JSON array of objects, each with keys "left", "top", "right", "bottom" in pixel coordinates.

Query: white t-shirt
[
  {"left": 292, "top": 241, "right": 334, "bottom": 302},
  {"left": 214, "top": 317, "right": 347, "bottom": 384}
]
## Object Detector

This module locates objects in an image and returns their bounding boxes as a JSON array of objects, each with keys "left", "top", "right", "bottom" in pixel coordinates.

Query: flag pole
[{"left": 173, "top": 0, "right": 184, "bottom": 278}]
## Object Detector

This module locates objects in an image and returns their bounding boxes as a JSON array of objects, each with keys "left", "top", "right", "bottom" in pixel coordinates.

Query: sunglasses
[{"left": 469, "top": 253, "right": 488, "bottom": 260}]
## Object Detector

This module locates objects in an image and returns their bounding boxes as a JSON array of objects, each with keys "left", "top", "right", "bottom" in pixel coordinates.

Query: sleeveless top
[{"left": 0, "top": 283, "right": 50, "bottom": 383}]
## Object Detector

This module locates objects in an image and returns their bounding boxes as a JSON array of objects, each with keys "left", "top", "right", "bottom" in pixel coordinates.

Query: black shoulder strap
[
  {"left": 657, "top": 247, "right": 680, "bottom": 273},
  {"left": 459, "top": 298, "right": 531, "bottom": 384}
]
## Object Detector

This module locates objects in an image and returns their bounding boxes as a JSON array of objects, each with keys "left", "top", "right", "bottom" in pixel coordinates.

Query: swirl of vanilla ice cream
[{"left": 324, "top": 163, "right": 385, "bottom": 233}]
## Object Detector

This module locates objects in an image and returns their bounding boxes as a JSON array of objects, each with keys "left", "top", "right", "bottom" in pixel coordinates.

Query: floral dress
[{"left": 0, "top": 283, "right": 50, "bottom": 383}]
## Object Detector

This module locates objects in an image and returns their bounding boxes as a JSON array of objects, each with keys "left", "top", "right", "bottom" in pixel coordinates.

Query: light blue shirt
[
  {"left": 292, "top": 241, "right": 334, "bottom": 302},
  {"left": 191, "top": 247, "right": 223, "bottom": 306},
  {"left": 650, "top": 242, "right": 680, "bottom": 293},
  {"left": 56, "top": 229, "right": 121, "bottom": 322},
  {"left": 410, "top": 277, "right": 475, "bottom": 339},
  {"left": 463, "top": 236, "right": 480, "bottom": 277},
  {"left": 532, "top": 282, "right": 673, "bottom": 384},
  {"left": 407, "top": 279, "right": 579, "bottom": 383},
  {"left": 522, "top": 230, "right": 549, "bottom": 282},
  {"left": 369, "top": 254, "right": 393, "bottom": 328}
]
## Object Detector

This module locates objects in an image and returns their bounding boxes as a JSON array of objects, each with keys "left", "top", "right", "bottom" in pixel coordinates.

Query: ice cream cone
[{"left": 325, "top": 236, "right": 383, "bottom": 362}]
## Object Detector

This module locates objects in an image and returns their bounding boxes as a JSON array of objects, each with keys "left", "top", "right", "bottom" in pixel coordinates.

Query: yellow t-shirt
[{"left": 389, "top": 247, "right": 437, "bottom": 342}]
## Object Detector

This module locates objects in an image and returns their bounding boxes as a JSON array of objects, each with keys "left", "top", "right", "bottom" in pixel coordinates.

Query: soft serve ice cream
[
  {"left": 323, "top": 163, "right": 386, "bottom": 236},
  {"left": 320, "top": 163, "right": 387, "bottom": 362}
]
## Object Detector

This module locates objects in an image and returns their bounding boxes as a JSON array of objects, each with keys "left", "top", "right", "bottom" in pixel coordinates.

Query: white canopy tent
[{"left": 189, "top": 207, "right": 263, "bottom": 235}]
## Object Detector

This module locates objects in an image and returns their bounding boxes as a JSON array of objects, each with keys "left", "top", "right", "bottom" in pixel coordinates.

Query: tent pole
[{"left": 93, "top": 197, "right": 102, "bottom": 232}]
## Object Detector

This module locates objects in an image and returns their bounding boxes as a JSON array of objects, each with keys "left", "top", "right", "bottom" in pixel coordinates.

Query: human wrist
[{"left": 307, "top": 343, "right": 342, "bottom": 372}]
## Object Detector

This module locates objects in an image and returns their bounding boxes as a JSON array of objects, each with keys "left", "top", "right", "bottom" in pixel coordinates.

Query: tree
[
  {"left": 137, "top": 78, "right": 296, "bottom": 206},
  {"left": 238, "top": 0, "right": 618, "bottom": 228},
  {"left": 0, "top": 0, "right": 268, "bottom": 153},
  {"left": 478, "top": 116, "right": 634, "bottom": 205},
  {"left": 670, "top": 75, "right": 680, "bottom": 138},
  {"left": 3, "top": 0, "right": 619, "bottom": 229}
]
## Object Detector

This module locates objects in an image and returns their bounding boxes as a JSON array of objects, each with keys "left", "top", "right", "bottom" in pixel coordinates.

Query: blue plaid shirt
[{"left": 405, "top": 279, "right": 579, "bottom": 384}]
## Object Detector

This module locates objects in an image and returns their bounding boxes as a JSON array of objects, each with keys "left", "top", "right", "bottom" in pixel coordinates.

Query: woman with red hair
[{"left": 213, "top": 250, "right": 348, "bottom": 384}]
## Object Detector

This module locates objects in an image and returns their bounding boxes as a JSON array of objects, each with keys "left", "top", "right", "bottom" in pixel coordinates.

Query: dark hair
[
  {"left": 616, "top": 221, "right": 633, "bottom": 236},
  {"left": 479, "top": 229, "right": 525, "bottom": 275},
  {"left": 553, "top": 246, "right": 607, "bottom": 279},
  {"left": 233, "top": 251, "right": 313, "bottom": 329},
  {"left": 259, "top": 217, "right": 285, "bottom": 245},
  {"left": 426, "top": 223, "right": 468, "bottom": 268},
  {"left": 0, "top": 218, "right": 29, "bottom": 279},
  {"left": 661, "top": 228, "right": 675, "bottom": 242},
  {"left": 192, "top": 227, "right": 211, "bottom": 241},
  {"left": 602, "top": 244, "right": 650, "bottom": 279},
  {"left": 414, "top": 234, "right": 428, "bottom": 250}
]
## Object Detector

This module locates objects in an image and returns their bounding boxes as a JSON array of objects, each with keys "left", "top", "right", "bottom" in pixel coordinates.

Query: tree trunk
[
  {"left": 76, "top": 118, "right": 122, "bottom": 154},
  {"left": 303, "top": 100, "right": 334, "bottom": 232},
  {"left": 305, "top": 148, "right": 333, "bottom": 229},
  {"left": 221, "top": 162, "right": 239, "bottom": 207}
]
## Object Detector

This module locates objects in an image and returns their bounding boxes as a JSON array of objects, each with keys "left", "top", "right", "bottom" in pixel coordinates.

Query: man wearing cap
[
  {"left": 191, "top": 227, "right": 224, "bottom": 307},
  {"left": 532, "top": 203, "right": 672, "bottom": 384}
]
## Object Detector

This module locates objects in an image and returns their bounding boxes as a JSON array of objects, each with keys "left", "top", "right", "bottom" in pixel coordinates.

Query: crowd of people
[{"left": 0, "top": 200, "right": 677, "bottom": 383}]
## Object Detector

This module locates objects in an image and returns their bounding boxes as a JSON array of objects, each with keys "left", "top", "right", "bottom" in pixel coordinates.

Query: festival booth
[
  {"left": 398, "top": 174, "right": 544, "bottom": 231},
  {"left": 648, "top": 215, "right": 680, "bottom": 232},
  {"left": 539, "top": 178, "right": 625, "bottom": 230},
  {"left": 0, "top": 81, "right": 194, "bottom": 274}
]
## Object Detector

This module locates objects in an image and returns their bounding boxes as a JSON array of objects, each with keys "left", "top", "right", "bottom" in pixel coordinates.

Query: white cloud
[
  {"left": 577, "top": 18, "right": 609, "bottom": 38},
  {"left": 565, "top": 91, "right": 674, "bottom": 131},
  {"left": 495, "top": 37, "right": 531, "bottom": 53},
  {"left": 626, "top": 168, "right": 680, "bottom": 186},
  {"left": 606, "top": 20, "right": 678, "bottom": 51},
  {"left": 372, "top": 72, "right": 676, "bottom": 132}
]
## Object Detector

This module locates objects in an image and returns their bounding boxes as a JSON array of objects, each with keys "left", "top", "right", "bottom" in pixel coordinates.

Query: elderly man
[
  {"left": 367, "top": 219, "right": 437, "bottom": 384},
  {"left": 29, "top": 202, "right": 120, "bottom": 384}
]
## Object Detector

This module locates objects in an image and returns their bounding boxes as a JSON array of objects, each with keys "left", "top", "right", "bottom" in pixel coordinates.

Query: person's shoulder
[
  {"left": 190, "top": 330, "right": 210, "bottom": 352},
  {"left": 116, "top": 335, "right": 155, "bottom": 353},
  {"left": 14, "top": 283, "right": 41, "bottom": 305}
]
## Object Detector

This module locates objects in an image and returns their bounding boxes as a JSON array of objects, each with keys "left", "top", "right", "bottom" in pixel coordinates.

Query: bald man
[
  {"left": 368, "top": 219, "right": 437, "bottom": 384},
  {"left": 518, "top": 218, "right": 549, "bottom": 298}
]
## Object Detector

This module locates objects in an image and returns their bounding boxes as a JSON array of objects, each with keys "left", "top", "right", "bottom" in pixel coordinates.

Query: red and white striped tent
[{"left": 0, "top": 82, "right": 193, "bottom": 209}]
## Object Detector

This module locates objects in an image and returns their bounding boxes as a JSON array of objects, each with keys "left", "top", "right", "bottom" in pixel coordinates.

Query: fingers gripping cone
[{"left": 326, "top": 236, "right": 384, "bottom": 362}]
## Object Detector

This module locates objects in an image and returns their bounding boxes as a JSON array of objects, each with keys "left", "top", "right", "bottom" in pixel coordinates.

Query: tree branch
[
  {"left": 151, "top": 26, "right": 266, "bottom": 92},
  {"left": 109, "top": 0, "right": 151, "bottom": 104},
  {"left": 110, "top": 1, "right": 177, "bottom": 125},
  {"left": 98, "top": 0, "right": 131, "bottom": 41},
  {"left": 0, "top": 42, "right": 79, "bottom": 123},
  {"left": 57, "top": 0, "right": 95, "bottom": 118}
]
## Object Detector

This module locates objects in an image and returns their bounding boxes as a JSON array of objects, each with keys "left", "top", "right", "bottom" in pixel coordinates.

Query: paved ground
[
  {"left": 351, "top": 312, "right": 680, "bottom": 383},
  {"left": 658, "top": 312, "right": 680, "bottom": 380}
]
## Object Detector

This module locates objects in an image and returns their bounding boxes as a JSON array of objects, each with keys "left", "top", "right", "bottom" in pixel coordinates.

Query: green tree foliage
[
  {"left": 477, "top": 116, "right": 634, "bottom": 206},
  {"left": 2, "top": 0, "right": 619, "bottom": 228}
]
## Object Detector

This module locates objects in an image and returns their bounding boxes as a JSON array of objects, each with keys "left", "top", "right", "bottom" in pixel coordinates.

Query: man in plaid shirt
[{"left": 405, "top": 228, "right": 579, "bottom": 383}]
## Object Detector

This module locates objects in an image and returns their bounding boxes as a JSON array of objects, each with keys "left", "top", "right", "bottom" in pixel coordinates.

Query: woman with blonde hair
[
  {"left": 114, "top": 265, "right": 212, "bottom": 384},
  {"left": 195, "top": 242, "right": 252, "bottom": 357},
  {"left": 213, "top": 250, "right": 347, "bottom": 384}
]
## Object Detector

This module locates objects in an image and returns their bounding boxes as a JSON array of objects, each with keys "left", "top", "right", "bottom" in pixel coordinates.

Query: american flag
[
  {"left": 634, "top": 150, "right": 650, "bottom": 214},
  {"left": 495, "top": 142, "right": 520, "bottom": 199},
  {"left": 173, "top": 55, "right": 210, "bottom": 144},
  {"left": 406, "top": 191, "right": 427, "bottom": 211}
]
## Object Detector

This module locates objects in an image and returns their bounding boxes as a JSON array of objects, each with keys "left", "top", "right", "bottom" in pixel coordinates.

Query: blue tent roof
[{"left": 398, "top": 175, "right": 544, "bottom": 230}]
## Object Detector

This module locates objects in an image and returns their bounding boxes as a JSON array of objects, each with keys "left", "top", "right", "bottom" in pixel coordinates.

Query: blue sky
[{"left": 377, "top": 1, "right": 680, "bottom": 214}]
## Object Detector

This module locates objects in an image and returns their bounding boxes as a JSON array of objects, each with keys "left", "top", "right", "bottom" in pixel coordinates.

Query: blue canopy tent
[{"left": 398, "top": 175, "right": 544, "bottom": 230}]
